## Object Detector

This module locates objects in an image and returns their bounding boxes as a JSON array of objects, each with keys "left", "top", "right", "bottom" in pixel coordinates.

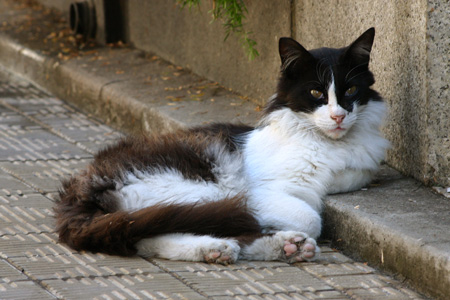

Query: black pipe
[{"left": 69, "top": 1, "right": 96, "bottom": 39}]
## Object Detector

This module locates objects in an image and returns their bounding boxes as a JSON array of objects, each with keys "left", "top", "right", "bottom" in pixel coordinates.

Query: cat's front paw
[
  {"left": 275, "top": 231, "right": 319, "bottom": 263},
  {"left": 202, "top": 240, "right": 240, "bottom": 265}
]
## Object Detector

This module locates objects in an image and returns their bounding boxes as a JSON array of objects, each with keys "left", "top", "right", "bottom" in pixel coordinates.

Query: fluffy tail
[{"left": 55, "top": 177, "right": 261, "bottom": 256}]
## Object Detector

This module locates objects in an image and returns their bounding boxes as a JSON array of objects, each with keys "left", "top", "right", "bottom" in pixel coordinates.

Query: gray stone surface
[
  {"left": 323, "top": 166, "right": 450, "bottom": 300},
  {"left": 425, "top": 0, "right": 450, "bottom": 188}
]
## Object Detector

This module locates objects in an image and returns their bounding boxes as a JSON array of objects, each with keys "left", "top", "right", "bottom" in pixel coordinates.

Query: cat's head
[{"left": 266, "top": 28, "right": 382, "bottom": 139}]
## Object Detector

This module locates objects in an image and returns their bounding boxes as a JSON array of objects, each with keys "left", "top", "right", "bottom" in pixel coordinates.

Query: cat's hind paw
[
  {"left": 276, "top": 231, "right": 319, "bottom": 263},
  {"left": 202, "top": 240, "right": 240, "bottom": 265}
]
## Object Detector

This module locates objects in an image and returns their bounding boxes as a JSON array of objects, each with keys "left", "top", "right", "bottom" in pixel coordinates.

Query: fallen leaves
[{"left": 166, "top": 96, "right": 185, "bottom": 102}]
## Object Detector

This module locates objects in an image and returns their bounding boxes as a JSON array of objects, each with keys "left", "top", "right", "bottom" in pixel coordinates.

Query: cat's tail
[{"left": 55, "top": 176, "right": 260, "bottom": 256}]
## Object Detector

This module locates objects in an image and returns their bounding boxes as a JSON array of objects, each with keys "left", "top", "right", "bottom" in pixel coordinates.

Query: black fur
[{"left": 265, "top": 28, "right": 381, "bottom": 115}]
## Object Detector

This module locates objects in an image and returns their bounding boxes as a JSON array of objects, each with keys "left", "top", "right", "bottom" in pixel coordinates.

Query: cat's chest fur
[{"left": 243, "top": 102, "right": 387, "bottom": 212}]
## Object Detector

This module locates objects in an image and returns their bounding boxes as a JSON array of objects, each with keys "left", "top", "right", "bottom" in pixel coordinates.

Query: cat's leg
[
  {"left": 238, "top": 231, "right": 319, "bottom": 263},
  {"left": 327, "top": 169, "right": 376, "bottom": 194},
  {"left": 250, "top": 192, "right": 322, "bottom": 239},
  {"left": 135, "top": 233, "right": 241, "bottom": 265}
]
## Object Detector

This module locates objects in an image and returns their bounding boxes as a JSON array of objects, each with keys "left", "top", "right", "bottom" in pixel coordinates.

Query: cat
[{"left": 55, "top": 27, "right": 389, "bottom": 265}]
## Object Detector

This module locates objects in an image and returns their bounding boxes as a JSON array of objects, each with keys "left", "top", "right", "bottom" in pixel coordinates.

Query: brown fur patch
[
  {"left": 55, "top": 124, "right": 261, "bottom": 256},
  {"left": 56, "top": 194, "right": 261, "bottom": 256}
]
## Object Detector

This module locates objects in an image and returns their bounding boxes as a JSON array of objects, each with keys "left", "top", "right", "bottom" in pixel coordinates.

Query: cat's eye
[
  {"left": 310, "top": 89, "right": 324, "bottom": 99},
  {"left": 345, "top": 86, "right": 358, "bottom": 96}
]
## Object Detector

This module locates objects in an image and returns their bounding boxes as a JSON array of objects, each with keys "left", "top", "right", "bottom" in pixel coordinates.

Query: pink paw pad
[
  {"left": 204, "top": 251, "right": 232, "bottom": 265},
  {"left": 283, "top": 237, "right": 316, "bottom": 262},
  {"left": 283, "top": 241, "right": 298, "bottom": 256}
]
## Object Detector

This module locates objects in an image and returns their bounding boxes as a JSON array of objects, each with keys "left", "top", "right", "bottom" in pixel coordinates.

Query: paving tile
[
  {"left": 396, "top": 287, "right": 426, "bottom": 299},
  {"left": 323, "top": 274, "right": 397, "bottom": 290},
  {"left": 302, "top": 290, "right": 350, "bottom": 299},
  {"left": 0, "top": 204, "right": 54, "bottom": 235},
  {"left": 0, "top": 280, "right": 56, "bottom": 299},
  {"left": 0, "top": 129, "right": 91, "bottom": 161},
  {"left": 0, "top": 159, "right": 92, "bottom": 192},
  {"left": 176, "top": 267, "right": 333, "bottom": 297},
  {"left": 216, "top": 291, "right": 350, "bottom": 299},
  {"left": 10, "top": 252, "right": 162, "bottom": 280},
  {"left": 311, "top": 251, "right": 354, "bottom": 264},
  {"left": 0, "top": 233, "right": 59, "bottom": 258},
  {"left": 0, "top": 111, "right": 36, "bottom": 127},
  {"left": 24, "top": 105, "right": 72, "bottom": 118},
  {"left": 16, "top": 175, "right": 64, "bottom": 193},
  {"left": 346, "top": 287, "right": 422, "bottom": 300},
  {"left": 43, "top": 274, "right": 206, "bottom": 300},
  {"left": 301, "top": 262, "right": 375, "bottom": 277},
  {"left": 0, "top": 159, "right": 91, "bottom": 176},
  {"left": 0, "top": 171, "right": 36, "bottom": 195},
  {"left": 152, "top": 258, "right": 290, "bottom": 272},
  {"left": 0, "top": 233, "right": 76, "bottom": 258},
  {"left": 214, "top": 294, "right": 312, "bottom": 300},
  {"left": 0, "top": 259, "right": 28, "bottom": 282},
  {"left": 2, "top": 97, "right": 63, "bottom": 112},
  {"left": 0, "top": 193, "right": 54, "bottom": 208},
  {"left": 56, "top": 127, "right": 123, "bottom": 143}
]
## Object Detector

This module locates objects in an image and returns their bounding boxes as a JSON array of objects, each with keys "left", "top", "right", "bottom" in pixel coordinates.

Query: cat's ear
[
  {"left": 345, "top": 28, "right": 375, "bottom": 65},
  {"left": 279, "top": 37, "right": 313, "bottom": 74}
]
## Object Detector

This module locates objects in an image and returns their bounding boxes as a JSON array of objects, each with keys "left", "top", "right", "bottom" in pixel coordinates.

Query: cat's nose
[{"left": 331, "top": 114, "right": 345, "bottom": 124}]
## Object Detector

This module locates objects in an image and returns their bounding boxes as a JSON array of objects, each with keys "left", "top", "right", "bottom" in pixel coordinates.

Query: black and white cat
[{"left": 55, "top": 28, "right": 389, "bottom": 265}]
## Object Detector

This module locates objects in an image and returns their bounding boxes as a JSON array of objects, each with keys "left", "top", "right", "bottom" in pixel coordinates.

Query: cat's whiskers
[
  {"left": 345, "top": 70, "right": 369, "bottom": 83},
  {"left": 315, "top": 58, "right": 330, "bottom": 85},
  {"left": 306, "top": 80, "right": 324, "bottom": 88},
  {"left": 281, "top": 50, "right": 301, "bottom": 71},
  {"left": 344, "top": 62, "right": 369, "bottom": 82}
]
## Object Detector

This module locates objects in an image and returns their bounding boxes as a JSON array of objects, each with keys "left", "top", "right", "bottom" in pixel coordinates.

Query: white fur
[
  {"left": 243, "top": 98, "right": 389, "bottom": 239},
  {"left": 119, "top": 142, "right": 247, "bottom": 211},
  {"left": 125, "top": 96, "right": 389, "bottom": 263},
  {"left": 239, "top": 231, "right": 319, "bottom": 262},
  {"left": 136, "top": 233, "right": 240, "bottom": 263},
  {"left": 119, "top": 169, "right": 225, "bottom": 211},
  {"left": 313, "top": 77, "right": 357, "bottom": 139}
]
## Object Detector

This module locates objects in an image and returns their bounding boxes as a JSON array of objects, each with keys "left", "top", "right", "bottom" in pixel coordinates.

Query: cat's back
[
  {"left": 93, "top": 123, "right": 253, "bottom": 177},
  {"left": 59, "top": 123, "right": 254, "bottom": 213}
]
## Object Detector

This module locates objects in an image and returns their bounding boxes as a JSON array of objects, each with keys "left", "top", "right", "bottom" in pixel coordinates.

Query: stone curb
[{"left": 0, "top": 31, "right": 448, "bottom": 300}]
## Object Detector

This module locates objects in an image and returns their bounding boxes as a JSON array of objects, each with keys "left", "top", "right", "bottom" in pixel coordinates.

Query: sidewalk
[
  {"left": 0, "top": 1, "right": 448, "bottom": 299},
  {"left": 0, "top": 65, "right": 426, "bottom": 300}
]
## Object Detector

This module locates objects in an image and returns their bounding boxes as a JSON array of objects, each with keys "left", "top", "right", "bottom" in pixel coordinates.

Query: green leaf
[{"left": 178, "top": 0, "right": 258, "bottom": 60}]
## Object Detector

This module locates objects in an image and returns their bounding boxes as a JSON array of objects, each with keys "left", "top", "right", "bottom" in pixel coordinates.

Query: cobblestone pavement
[{"left": 0, "top": 70, "right": 427, "bottom": 299}]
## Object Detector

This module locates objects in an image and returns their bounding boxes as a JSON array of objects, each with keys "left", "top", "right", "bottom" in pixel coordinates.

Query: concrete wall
[
  {"left": 295, "top": 0, "right": 449, "bottom": 188},
  {"left": 36, "top": 0, "right": 70, "bottom": 14},
  {"left": 36, "top": 0, "right": 449, "bottom": 188},
  {"left": 124, "top": 0, "right": 449, "bottom": 188},
  {"left": 126, "top": 0, "right": 291, "bottom": 106},
  {"left": 425, "top": 0, "right": 449, "bottom": 188},
  {"left": 294, "top": 0, "right": 430, "bottom": 186}
]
